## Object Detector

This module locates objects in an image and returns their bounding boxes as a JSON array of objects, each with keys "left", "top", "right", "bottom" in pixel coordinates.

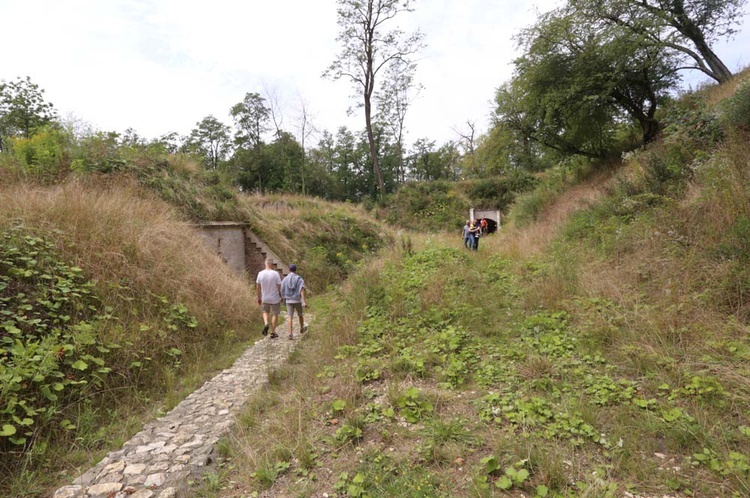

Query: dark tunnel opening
[{"left": 476, "top": 217, "right": 499, "bottom": 234}]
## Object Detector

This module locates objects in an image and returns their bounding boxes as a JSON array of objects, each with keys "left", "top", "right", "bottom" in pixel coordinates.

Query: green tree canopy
[
  {"left": 185, "top": 115, "right": 231, "bottom": 170},
  {"left": 0, "top": 76, "right": 58, "bottom": 151},
  {"left": 493, "top": 5, "right": 681, "bottom": 165},
  {"left": 569, "top": 0, "right": 746, "bottom": 83}
]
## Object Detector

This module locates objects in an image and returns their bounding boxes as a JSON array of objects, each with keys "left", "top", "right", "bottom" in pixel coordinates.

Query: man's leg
[{"left": 261, "top": 306, "right": 269, "bottom": 336}]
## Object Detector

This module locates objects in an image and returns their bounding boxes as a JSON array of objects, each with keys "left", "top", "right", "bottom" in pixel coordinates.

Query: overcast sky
[{"left": 1, "top": 0, "right": 748, "bottom": 147}]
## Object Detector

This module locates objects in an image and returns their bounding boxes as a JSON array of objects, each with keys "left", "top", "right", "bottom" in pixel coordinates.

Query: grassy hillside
[
  {"left": 1, "top": 69, "right": 748, "bottom": 497},
  {"left": 0, "top": 168, "right": 393, "bottom": 494},
  {"left": 377, "top": 171, "right": 539, "bottom": 232},
  {"left": 201, "top": 75, "right": 750, "bottom": 497}
]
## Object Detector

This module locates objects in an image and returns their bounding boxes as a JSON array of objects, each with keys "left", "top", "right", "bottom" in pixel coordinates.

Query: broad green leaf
[
  {"left": 0, "top": 424, "right": 17, "bottom": 436},
  {"left": 514, "top": 468, "right": 530, "bottom": 483},
  {"left": 496, "top": 475, "right": 513, "bottom": 490},
  {"left": 71, "top": 360, "right": 88, "bottom": 371},
  {"left": 481, "top": 455, "right": 499, "bottom": 474}
]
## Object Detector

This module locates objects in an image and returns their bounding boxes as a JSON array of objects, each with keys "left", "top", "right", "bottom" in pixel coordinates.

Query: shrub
[
  {"left": 465, "top": 170, "right": 538, "bottom": 211},
  {"left": 719, "top": 80, "right": 750, "bottom": 132},
  {"left": 0, "top": 227, "right": 116, "bottom": 450},
  {"left": 70, "top": 131, "right": 125, "bottom": 173},
  {"left": 660, "top": 94, "right": 723, "bottom": 152},
  {"left": 9, "top": 126, "right": 66, "bottom": 177}
]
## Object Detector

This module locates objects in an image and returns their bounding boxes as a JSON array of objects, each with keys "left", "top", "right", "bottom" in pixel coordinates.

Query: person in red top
[{"left": 480, "top": 218, "right": 488, "bottom": 235}]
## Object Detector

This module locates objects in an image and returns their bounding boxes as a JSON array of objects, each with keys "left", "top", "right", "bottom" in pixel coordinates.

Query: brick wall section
[
  {"left": 195, "top": 223, "right": 288, "bottom": 283},
  {"left": 245, "top": 233, "right": 268, "bottom": 281}
]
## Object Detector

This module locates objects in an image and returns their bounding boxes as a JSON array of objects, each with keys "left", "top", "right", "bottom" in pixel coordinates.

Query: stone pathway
[{"left": 53, "top": 318, "right": 308, "bottom": 498}]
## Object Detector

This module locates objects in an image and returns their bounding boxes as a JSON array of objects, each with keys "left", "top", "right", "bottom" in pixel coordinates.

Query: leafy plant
[
  {"left": 0, "top": 228, "right": 117, "bottom": 448},
  {"left": 335, "top": 415, "right": 366, "bottom": 445},
  {"left": 395, "top": 387, "right": 434, "bottom": 423}
]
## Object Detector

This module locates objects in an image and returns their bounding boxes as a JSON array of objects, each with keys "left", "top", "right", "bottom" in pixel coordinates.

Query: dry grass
[
  {"left": 499, "top": 168, "right": 615, "bottom": 258},
  {"left": 701, "top": 66, "right": 750, "bottom": 106},
  {"left": 0, "top": 176, "right": 254, "bottom": 336}
]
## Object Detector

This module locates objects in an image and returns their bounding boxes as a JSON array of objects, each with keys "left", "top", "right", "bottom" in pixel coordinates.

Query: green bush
[
  {"left": 660, "top": 94, "right": 723, "bottom": 151},
  {"left": 641, "top": 143, "right": 693, "bottom": 195},
  {"left": 384, "top": 180, "right": 467, "bottom": 231},
  {"left": 0, "top": 227, "right": 116, "bottom": 450},
  {"left": 70, "top": 131, "right": 125, "bottom": 173},
  {"left": 465, "top": 170, "right": 538, "bottom": 211},
  {"left": 719, "top": 81, "right": 750, "bottom": 132},
  {"left": 9, "top": 127, "right": 65, "bottom": 177}
]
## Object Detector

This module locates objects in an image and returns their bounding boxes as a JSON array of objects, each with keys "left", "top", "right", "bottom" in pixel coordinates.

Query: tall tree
[
  {"left": 0, "top": 76, "right": 57, "bottom": 152},
  {"left": 230, "top": 92, "right": 271, "bottom": 191},
  {"left": 262, "top": 83, "right": 286, "bottom": 140},
  {"left": 375, "top": 58, "right": 421, "bottom": 184},
  {"left": 570, "top": 0, "right": 745, "bottom": 83},
  {"left": 494, "top": 6, "right": 679, "bottom": 163},
  {"left": 295, "top": 96, "right": 316, "bottom": 195},
  {"left": 324, "top": 0, "right": 424, "bottom": 197},
  {"left": 230, "top": 92, "right": 270, "bottom": 150},
  {"left": 186, "top": 115, "right": 231, "bottom": 169}
]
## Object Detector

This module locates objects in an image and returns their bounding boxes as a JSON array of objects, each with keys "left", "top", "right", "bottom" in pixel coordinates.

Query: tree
[
  {"left": 186, "top": 115, "right": 231, "bottom": 169},
  {"left": 295, "top": 96, "right": 317, "bottom": 195},
  {"left": 570, "top": 0, "right": 746, "bottom": 83},
  {"left": 375, "top": 57, "right": 421, "bottom": 184},
  {"left": 230, "top": 92, "right": 271, "bottom": 191},
  {"left": 262, "top": 83, "right": 286, "bottom": 140},
  {"left": 407, "top": 139, "right": 460, "bottom": 181},
  {"left": 494, "top": 6, "right": 679, "bottom": 163},
  {"left": 230, "top": 92, "right": 270, "bottom": 150},
  {"left": 324, "top": 0, "right": 424, "bottom": 197},
  {"left": 0, "top": 76, "right": 57, "bottom": 151},
  {"left": 453, "top": 120, "right": 478, "bottom": 157}
]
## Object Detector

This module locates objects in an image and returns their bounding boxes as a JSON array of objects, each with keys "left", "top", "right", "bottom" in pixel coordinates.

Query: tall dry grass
[
  {"left": 0, "top": 175, "right": 264, "bottom": 495},
  {"left": 501, "top": 168, "right": 615, "bottom": 259},
  {"left": 0, "top": 175, "right": 256, "bottom": 352}
]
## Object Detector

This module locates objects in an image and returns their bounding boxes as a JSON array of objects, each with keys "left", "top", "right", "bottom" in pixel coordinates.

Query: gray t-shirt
[{"left": 256, "top": 269, "right": 282, "bottom": 304}]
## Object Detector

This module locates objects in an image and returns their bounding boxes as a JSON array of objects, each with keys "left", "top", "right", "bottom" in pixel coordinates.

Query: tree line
[{"left": 2, "top": 0, "right": 745, "bottom": 199}]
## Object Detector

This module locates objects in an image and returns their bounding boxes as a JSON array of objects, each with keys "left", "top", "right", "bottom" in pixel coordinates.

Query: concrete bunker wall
[
  {"left": 195, "top": 222, "right": 288, "bottom": 281},
  {"left": 470, "top": 208, "right": 501, "bottom": 233}
]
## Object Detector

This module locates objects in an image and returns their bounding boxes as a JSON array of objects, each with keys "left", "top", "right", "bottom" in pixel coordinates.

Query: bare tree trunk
[{"left": 364, "top": 96, "right": 385, "bottom": 195}]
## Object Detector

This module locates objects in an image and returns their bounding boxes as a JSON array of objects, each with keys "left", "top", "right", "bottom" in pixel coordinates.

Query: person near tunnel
[{"left": 468, "top": 219, "right": 481, "bottom": 251}]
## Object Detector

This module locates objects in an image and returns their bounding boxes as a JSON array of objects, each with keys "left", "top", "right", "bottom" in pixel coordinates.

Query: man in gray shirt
[{"left": 256, "top": 258, "right": 282, "bottom": 339}]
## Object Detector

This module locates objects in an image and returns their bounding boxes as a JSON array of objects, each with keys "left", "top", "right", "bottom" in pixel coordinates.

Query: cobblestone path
[{"left": 53, "top": 318, "right": 307, "bottom": 498}]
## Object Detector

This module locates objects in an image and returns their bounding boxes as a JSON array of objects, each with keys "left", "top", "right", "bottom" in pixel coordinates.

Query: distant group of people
[
  {"left": 461, "top": 218, "right": 488, "bottom": 251},
  {"left": 255, "top": 258, "right": 308, "bottom": 340}
]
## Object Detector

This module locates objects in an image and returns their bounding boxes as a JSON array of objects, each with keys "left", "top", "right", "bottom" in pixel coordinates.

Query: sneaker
[
  {"left": 261, "top": 324, "right": 269, "bottom": 336},
  {"left": 302, "top": 324, "right": 308, "bottom": 334},
  {"left": 270, "top": 332, "right": 278, "bottom": 339},
  {"left": 288, "top": 334, "right": 294, "bottom": 340}
]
